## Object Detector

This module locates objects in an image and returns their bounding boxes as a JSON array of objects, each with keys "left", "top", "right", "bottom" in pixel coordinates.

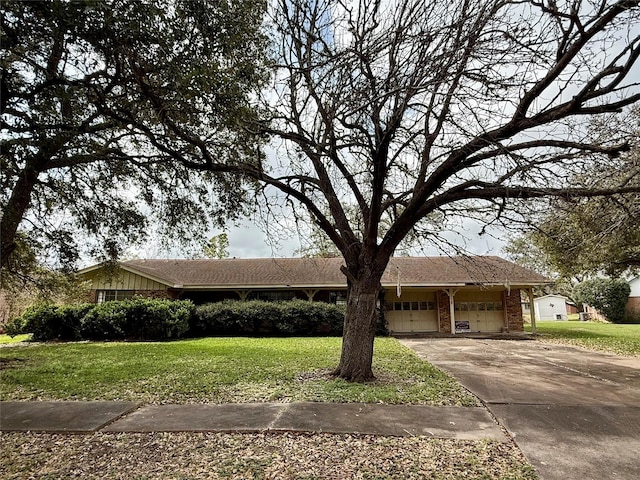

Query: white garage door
[
  {"left": 454, "top": 292, "right": 505, "bottom": 333},
  {"left": 385, "top": 291, "right": 438, "bottom": 333}
]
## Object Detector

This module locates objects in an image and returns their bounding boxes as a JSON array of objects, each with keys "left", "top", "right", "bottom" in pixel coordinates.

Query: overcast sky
[{"left": 130, "top": 215, "right": 509, "bottom": 261}]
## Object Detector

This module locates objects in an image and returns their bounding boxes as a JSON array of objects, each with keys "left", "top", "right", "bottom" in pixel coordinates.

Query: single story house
[
  {"left": 78, "top": 256, "right": 549, "bottom": 335},
  {"left": 522, "top": 294, "right": 572, "bottom": 321}
]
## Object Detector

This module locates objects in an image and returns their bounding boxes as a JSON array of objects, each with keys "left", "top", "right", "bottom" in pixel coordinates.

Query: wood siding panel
[{"left": 86, "top": 269, "right": 167, "bottom": 292}]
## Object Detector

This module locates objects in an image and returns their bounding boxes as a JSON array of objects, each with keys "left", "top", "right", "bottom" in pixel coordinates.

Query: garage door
[
  {"left": 454, "top": 292, "right": 505, "bottom": 333},
  {"left": 385, "top": 291, "right": 438, "bottom": 333}
]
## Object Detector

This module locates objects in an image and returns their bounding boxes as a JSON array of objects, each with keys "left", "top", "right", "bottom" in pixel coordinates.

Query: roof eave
[{"left": 179, "top": 283, "right": 348, "bottom": 290}]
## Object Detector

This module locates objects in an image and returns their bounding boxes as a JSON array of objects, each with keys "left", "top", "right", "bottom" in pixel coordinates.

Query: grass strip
[
  {"left": 526, "top": 321, "right": 640, "bottom": 356},
  {"left": 0, "top": 337, "right": 477, "bottom": 405}
]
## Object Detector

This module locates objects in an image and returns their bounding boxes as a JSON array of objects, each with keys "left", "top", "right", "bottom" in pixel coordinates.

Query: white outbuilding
[{"left": 533, "top": 294, "right": 570, "bottom": 321}]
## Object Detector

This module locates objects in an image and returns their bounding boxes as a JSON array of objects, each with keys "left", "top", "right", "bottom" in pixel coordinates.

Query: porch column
[
  {"left": 303, "top": 289, "right": 319, "bottom": 302},
  {"left": 528, "top": 288, "right": 537, "bottom": 334},
  {"left": 236, "top": 290, "right": 251, "bottom": 301}
]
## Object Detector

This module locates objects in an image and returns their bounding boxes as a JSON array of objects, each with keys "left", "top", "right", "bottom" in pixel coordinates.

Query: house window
[
  {"left": 96, "top": 290, "right": 135, "bottom": 303},
  {"left": 454, "top": 301, "right": 503, "bottom": 312}
]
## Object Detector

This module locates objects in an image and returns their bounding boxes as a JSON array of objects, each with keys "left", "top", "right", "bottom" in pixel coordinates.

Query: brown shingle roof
[{"left": 120, "top": 256, "right": 548, "bottom": 289}]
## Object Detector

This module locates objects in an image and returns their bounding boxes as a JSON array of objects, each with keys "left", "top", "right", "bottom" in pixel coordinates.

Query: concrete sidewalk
[{"left": 0, "top": 401, "right": 507, "bottom": 440}]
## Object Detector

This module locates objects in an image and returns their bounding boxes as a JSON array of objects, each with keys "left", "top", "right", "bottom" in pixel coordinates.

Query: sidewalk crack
[{"left": 267, "top": 403, "right": 289, "bottom": 431}]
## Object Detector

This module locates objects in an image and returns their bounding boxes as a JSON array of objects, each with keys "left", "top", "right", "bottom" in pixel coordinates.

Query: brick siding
[
  {"left": 505, "top": 289, "right": 524, "bottom": 332},
  {"left": 626, "top": 297, "right": 640, "bottom": 316},
  {"left": 437, "top": 290, "right": 451, "bottom": 333}
]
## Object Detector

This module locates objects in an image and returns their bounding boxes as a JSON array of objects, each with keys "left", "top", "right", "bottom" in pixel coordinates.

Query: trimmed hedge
[
  {"left": 10, "top": 298, "right": 194, "bottom": 341},
  {"left": 9, "top": 298, "right": 389, "bottom": 341},
  {"left": 191, "top": 299, "right": 346, "bottom": 337},
  {"left": 81, "top": 297, "right": 192, "bottom": 340},
  {"left": 12, "top": 303, "right": 94, "bottom": 341}
]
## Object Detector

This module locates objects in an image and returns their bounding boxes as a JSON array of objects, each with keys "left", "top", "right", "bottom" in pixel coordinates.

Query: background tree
[
  {"left": 202, "top": 233, "right": 230, "bottom": 259},
  {"left": 0, "top": 233, "right": 88, "bottom": 325},
  {"left": 503, "top": 236, "right": 556, "bottom": 281},
  {"left": 535, "top": 192, "right": 640, "bottom": 278},
  {"left": 1, "top": 0, "right": 267, "bottom": 269},
  {"left": 573, "top": 278, "right": 631, "bottom": 323},
  {"left": 503, "top": 233, "right": 589, "bottom": 309},
  {"left": 531, "top": 136, "right": 640, "bottom": 279},
  {"left": 505, "top": 113, "right": 639, "bottom": 282}
]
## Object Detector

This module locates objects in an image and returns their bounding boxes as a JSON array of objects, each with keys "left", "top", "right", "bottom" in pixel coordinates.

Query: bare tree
[
  {"left": 239, "top": 0, "right": 639, "bottom": 380},
  {"left": 136, "top": 0, "right": 640, "bottom": 380}
]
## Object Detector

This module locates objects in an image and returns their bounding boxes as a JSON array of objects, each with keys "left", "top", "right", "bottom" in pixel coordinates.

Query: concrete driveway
[{"left": 401, "top": 337, "right": 640, "bottom": 480}]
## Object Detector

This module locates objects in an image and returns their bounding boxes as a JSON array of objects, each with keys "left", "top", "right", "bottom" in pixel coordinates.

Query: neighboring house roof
[
  {"left": 534, "top": 294, "right": 571, "bottom": 301},
  {"left": 533, "top": 295, "right": 577, "bottom": 307},
  {"left": 80, "top": 256, "right": 549, "bottom": 290}
]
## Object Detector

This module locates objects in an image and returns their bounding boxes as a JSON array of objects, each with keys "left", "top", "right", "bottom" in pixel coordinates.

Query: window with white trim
[{"left": 96, "top": 290, "right": 135, "bottom": 303}]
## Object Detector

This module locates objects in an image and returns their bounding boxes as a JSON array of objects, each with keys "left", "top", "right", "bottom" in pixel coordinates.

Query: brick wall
[
  {"left": 135, "top": 289, "right": 176, "bottom": 300},
  {"left": 86, "top": 290, "right": 98, "bottom": 303},
  {"left": 437, "top": 290, "right": 451, "bottom": 333},
  {"left": 626, "top": 297, "right": 640, "bottom": 316},
  {"left": 505, "top": 289, "right": 524, "bottom": 332}
]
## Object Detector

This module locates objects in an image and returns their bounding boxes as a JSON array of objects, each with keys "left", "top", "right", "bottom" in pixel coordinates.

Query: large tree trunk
[
  {"left": 1, "top": 165, "right": 41, "bottom": 268},
  {"left": 333, "top": 270, "right": 382, "bottom": 382}
]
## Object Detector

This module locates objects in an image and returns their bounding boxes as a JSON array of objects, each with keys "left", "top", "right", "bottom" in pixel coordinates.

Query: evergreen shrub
[
  {"left": 18, "top": 303, "right": 93, "bottom": 341},
  {"left": 14, "top": 298, "right": 193, "bottom": 341},
  {"left": 574, "top": 278, "right": 631, "bottom": 324},
  {"left": 192, "top": 299, "right": 345, "bottom": 336}
]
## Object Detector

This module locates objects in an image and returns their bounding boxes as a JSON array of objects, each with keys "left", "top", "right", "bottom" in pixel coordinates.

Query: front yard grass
[
  {"left": 0, "top": 337, "right": 477, "bottom": 405},
  {"left": 527, "top": 321, "right": 640, "bottom": 356}
]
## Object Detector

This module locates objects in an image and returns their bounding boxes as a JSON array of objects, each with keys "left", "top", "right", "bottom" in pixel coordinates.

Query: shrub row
[
  {"left": 6, "top": 298, "right": 363, "bottom": 341},
  {"left": 191, "top": 299, "right": 346, "bottom": 337},
  {"left": 6, "top": 298, "right": 193, "bottom": 341}
]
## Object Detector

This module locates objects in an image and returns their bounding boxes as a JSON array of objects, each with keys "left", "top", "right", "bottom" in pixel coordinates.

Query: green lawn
[
  {"left": 0, "top": 337, "right": 477, "bottom": 405},
  {"left": 527, "top": 321, "right": 640, "bottom": 356}
]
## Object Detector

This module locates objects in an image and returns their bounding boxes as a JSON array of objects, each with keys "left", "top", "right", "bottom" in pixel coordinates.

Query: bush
[
  {"left": 15, "top": 298, "right": 193, "bottom": 341},
  {"left": 574, "top": 278, "right": 631, "bottom": 324},
  {"left": 81, "top": 298, "right": 193, "bottom": 341},
  {"left": 3, "top": 316, "right": 25, "bottom": 338},
  {"left": 80, "top": 301, "right": 127, "bottom": 340},
  {"left": 18, "top": 303, "right": 93, "bottom": 341},
  {"left": 193, "top": 299, "right": 345, "bottom": 337}
]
